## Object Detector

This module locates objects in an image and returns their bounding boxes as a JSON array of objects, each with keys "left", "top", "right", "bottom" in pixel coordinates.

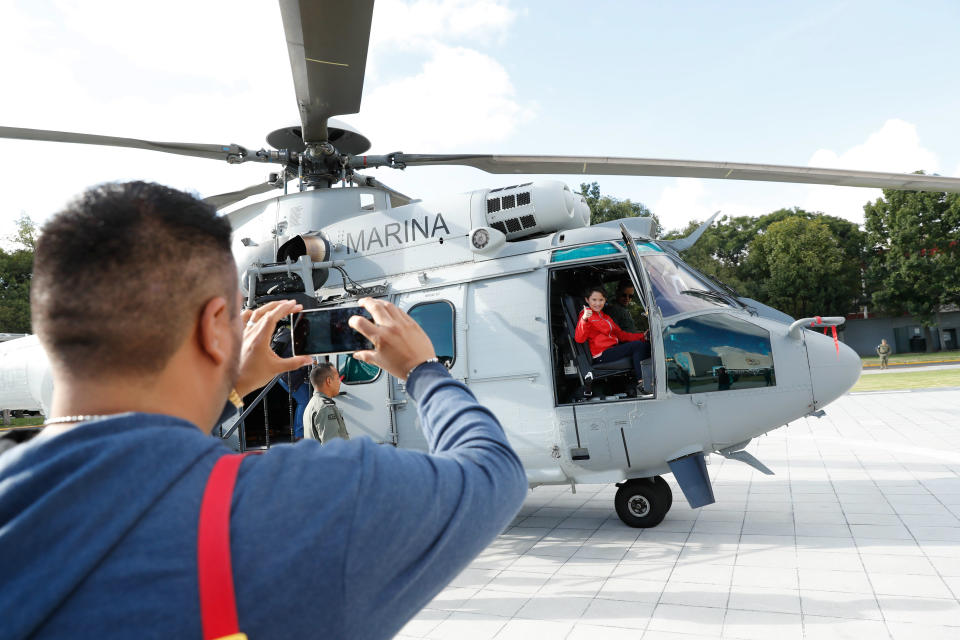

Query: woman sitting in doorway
[{"left": 575, "top": 285, "right": 650, "bottom": 388}]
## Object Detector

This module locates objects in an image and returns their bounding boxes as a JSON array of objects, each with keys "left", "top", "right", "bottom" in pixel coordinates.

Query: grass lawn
[
  {"left": 851, "top": 368, "right": 960, "bottom": 392},
  {"left": 1, "top": 416, "right": 44, "bottom": 429},
  {"left": 862, "top": 349, "right": 960, "bottom": 367}
]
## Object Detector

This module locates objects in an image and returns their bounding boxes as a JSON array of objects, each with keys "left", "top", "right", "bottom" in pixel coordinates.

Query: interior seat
[{"left": 561, "top": 295, "right": 635, "bottom": 396}]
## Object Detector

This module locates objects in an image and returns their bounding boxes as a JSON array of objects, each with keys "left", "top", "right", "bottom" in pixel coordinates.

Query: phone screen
[{"left": 290, "top": 306, "right": 375, "bottom": 356}]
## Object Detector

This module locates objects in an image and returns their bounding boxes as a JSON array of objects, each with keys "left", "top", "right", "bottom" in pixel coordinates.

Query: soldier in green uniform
[
  {"left": 876, "top": 338, "right": 892, "bottom": 370},
  {"left": 304, "top": 362, "right": 350, "bottom": 443},
  {"left": 604, "top": 280, "right": 639, "bottom": 332}
]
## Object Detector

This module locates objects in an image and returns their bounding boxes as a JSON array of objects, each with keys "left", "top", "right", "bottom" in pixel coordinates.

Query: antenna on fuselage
[{"left": 660, "top": 211, "right": 721, "bottom": 252}]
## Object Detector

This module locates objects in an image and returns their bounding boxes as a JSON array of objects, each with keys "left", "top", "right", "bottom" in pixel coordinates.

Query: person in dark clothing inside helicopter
[
  {"left": 603, "top": 280, "right": 639, "bottom": 333},
  {"left": 575, "top": 285, "right": 650, "bottom": 388}
]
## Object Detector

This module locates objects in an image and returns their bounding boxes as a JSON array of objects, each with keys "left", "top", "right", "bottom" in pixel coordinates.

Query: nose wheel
[{"left": 615, "top": 476, "right": 673, "bottom": 528}]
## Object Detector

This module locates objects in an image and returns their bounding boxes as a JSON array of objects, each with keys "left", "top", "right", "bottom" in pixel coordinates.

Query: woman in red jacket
[{"left": 575, "top": 286, "right": 650, "bottom": 384}]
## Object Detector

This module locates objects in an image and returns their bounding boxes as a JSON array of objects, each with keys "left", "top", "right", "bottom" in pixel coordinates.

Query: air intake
[{"left": 482, "top": 181, "right": 590, "bottom": 241}]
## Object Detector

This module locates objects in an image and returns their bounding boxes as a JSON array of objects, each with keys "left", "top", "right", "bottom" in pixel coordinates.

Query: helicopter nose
[{"left": 806, "top": 330, "right": 862, "bottom": 409}]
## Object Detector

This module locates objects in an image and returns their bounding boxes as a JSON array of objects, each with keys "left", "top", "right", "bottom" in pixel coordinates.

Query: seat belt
[{"left": 197, "top": 453, "right": 257, "bottom": 640}]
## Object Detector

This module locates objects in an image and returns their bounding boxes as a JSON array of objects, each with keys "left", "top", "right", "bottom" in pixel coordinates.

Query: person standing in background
[
  {"left": 303, "top": 362, "right": 349, "bottom": 443},
  {"left": 876, "top": 339, "right": 892, "bottom": 369}
]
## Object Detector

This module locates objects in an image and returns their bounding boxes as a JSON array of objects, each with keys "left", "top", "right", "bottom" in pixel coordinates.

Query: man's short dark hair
[
  {"left": 310, "top": 362, "right": 337, "bottom": 389},
  {"left": 31, "top": 181, "right": 235, "bottom": 377}
]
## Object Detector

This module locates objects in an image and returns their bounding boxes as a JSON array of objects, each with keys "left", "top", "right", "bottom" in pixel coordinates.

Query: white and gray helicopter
[{"left": 4, "top": 0, "right": 960, "bottom": 527}]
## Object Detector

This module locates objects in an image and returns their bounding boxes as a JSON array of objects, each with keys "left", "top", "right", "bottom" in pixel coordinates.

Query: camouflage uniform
[
  {"left": 304, "top": 392, "right": 349, "bottom": 443},
  {"left": 876, "top": 342, "right": 891, "bottom": 370}
]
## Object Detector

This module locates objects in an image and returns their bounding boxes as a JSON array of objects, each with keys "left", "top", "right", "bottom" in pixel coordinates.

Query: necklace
[{"left": 43, "top": 414, "right": 115, "bottom": 426}]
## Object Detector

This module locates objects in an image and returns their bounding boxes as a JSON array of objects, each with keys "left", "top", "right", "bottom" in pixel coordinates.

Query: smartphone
[{"left": 290, "top": 306, "right": 374, "bottom": 356}]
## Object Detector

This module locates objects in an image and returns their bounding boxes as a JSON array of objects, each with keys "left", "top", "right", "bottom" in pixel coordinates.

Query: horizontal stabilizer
[
  {"left": 721, "top": 450, "right": 775, "bottom": 475},
  {"left": 667, "top": 452, "right": 716, "bottom": 509}
]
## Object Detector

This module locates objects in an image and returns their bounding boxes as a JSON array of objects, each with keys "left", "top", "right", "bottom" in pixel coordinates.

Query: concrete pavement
[{"left": 397, "top": 390, "right": 960, "bottom": 640}]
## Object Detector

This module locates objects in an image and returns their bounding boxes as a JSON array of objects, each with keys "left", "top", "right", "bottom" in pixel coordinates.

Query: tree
[
  {"left": 864, "top": 186, "right": 960, "bottom": 350},
  {"left": 579, "top": 182, "right": 659, "bottom": 234},
  {"left": 661, "top": 214, "right": 758, "bottom": 292},
  {"left": 662, "top": 208, "right": 865, "bottom": 318},
  {"left": 0, "top": 214, "right": 36, "bottom": 333},
  {"left": 741, "top": 216, "right": 856, "bottom": 319}
]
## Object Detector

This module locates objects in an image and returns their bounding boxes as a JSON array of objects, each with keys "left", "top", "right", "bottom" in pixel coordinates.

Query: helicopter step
[{"left": 614, "top": 476, "right": 673, "bottom": 528}]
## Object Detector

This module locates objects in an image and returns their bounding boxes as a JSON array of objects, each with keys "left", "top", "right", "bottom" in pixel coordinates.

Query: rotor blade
[
  {"left": 0, "top": 126, "right": 251, "bottom": 163},
  {"left": 203, "top": 181, "right": 283, "bottom": 209},
  {"left": 279, "top": 0, "right": 375, "bottom": 144},
  {"left": 390, "top": 154, "right": 960, "bottom": 193}
]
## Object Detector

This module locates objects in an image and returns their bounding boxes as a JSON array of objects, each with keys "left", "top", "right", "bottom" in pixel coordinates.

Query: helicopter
[{"left": 3, "top": 0, "right": 960, "bottom": 528}]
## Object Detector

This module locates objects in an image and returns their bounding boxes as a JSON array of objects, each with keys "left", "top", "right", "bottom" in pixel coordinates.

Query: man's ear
[{"left": 198, "top": 296, "right": 231, "bottom": 365}]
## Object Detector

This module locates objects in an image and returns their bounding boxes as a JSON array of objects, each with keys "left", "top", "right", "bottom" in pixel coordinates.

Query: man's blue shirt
[{"left": 0, "top": 363, "right": 527, "bottom": 639}]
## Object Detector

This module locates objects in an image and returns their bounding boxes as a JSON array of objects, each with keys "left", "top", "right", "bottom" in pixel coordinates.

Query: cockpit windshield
[{"left": 642, "top": 255, "right": 735, "bottom": 317}]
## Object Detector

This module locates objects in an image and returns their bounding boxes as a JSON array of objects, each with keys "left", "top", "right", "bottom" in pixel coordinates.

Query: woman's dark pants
[{"left": 594, "top": 341, "right": 650, "bottom": 380}]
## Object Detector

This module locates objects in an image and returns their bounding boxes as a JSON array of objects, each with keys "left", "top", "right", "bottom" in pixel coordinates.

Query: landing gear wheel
[
  {"left": 615, "top": 477, "right": 671, "bottom": 528},
  {"left": 651, "top": 475, "right": 673, "bottom": 513}
]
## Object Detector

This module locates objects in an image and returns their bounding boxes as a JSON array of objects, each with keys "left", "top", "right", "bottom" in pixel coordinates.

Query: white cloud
[
  {"left": 802, "top": 119, "right": 941, "bottom": 222},
  {"left": 371, "top": 0, "right": 516, "bottom": 51},
  {"left": 652, "top": 178, "right": 775, "bottom": 235},
  {"left": 356, "top": 44, "right": 535, "bottom": 151},
  {"left": 358, "top": 1, "right": 531, "bottom": 151}
]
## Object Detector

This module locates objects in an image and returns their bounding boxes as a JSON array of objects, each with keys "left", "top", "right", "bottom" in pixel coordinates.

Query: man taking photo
[{"left": 0, "top": 181, "right": 527, "bottom": 639}]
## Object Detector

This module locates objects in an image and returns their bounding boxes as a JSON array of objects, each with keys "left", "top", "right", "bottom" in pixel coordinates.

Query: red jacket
[{"left": 575, "top": 308, "right": 646, "bottom": 358}]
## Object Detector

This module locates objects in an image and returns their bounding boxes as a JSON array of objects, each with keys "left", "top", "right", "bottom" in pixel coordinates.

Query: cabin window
[
  {"left": 662, "top": 313, "right": 775, "bottom": 394},
  {"left": 642, "top": 255, "right": 734, "bottom": 317},
  {"left": 337, "top": 353, "right": 381, "bottom": 384},
  {"left": 360, "top": 192, "right": 375, "bottom": 210},
  {"left": 409, "top": 301, "right": 456, "bottom": 367}
]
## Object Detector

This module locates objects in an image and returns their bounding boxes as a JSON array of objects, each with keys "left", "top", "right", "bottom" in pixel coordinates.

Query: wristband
[{"left": 406, "top": 357, "right": 440, "bottom": 380}]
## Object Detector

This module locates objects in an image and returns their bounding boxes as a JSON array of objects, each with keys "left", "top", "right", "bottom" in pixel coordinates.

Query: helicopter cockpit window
[
  {"left": 409, "top": 301, "right": 456, "bottom": 368},
  {"left": 337, "top": 353, "right": 381, "bottom": 384},
  {"left": 643, "top": 255, "right": 735, "bottom": 318},
  {"left": 663, "top": 313, "right": 775, "bottom": 394}
]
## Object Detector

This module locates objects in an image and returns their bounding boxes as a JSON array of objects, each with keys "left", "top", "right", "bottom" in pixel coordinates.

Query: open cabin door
[{"left": 618, "top": 223, "right": 660, "bottom": 394}]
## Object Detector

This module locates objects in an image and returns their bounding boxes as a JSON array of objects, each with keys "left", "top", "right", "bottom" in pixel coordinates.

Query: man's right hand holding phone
[{"left": 349, "top": 298, "right": 437, "bottom": 381}]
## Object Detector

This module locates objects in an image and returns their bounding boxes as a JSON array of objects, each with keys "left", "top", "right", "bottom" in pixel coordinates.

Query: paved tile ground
[{"left": 397, "top": 389, "right": 960, "bottom": 639}]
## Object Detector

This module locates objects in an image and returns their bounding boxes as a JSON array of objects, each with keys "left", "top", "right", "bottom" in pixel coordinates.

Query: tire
[
  {"left": 651, "top": 475, "right": 673, "bottom": 513},
  {"left": 615, "top": 478, "right": 669, "bottom": 528}
]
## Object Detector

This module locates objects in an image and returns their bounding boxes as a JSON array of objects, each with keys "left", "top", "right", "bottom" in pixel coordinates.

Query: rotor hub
[{"left": 266, "top": 119, "right": 371, "bottom": 156}]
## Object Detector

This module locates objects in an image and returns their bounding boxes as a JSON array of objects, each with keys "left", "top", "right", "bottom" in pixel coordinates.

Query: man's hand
[
  {"left": 582, "top": 306, "right": 593, "bottom": 319},
  {"left": 235, "top": 300, "right": 314, "bottom": 396},
  {"left": 349, "top": 298, "right": 436, "bottom": 380}
]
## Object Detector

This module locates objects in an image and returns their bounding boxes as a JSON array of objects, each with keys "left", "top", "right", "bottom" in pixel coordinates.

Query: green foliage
[
  {"left": 12, "top": 214, "right": 37, "bottom": 251},
  {"left": 864, "top": 187, "right": 960, "bottom": 325},
  {"left": 662, "top": 208, "right": 864, "bottom": 318},
  {"left": 741, "top": 217, "right": 855, "bottom": 318},
  {"left": 579, "top": 182, "right": 660, "bottom": 234},
  {"left": 0, "top": 214, "right": 36, "bottom": 333}
]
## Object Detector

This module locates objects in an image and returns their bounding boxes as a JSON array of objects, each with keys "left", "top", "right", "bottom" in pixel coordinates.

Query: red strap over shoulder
[{"left": 198, "top": 454, "right": 253, "bottom": 640}]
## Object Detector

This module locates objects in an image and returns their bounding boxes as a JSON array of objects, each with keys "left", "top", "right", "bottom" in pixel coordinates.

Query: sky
[{"left": 2, "top": 0, "right": 959, "bottom": 243}]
